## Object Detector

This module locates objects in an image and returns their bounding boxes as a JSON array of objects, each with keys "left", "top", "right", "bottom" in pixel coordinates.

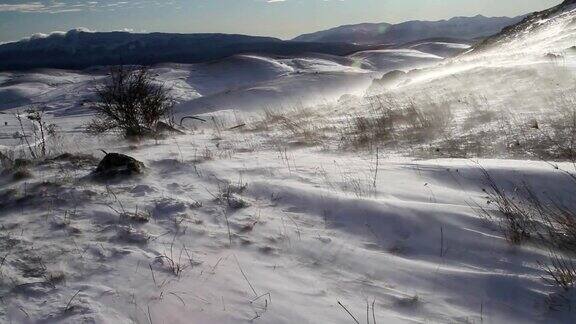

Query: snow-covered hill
[
  {"left": 1, "top": 2, "right": 576, "bottom": 324},
  {"left": 471, "top": 0, "right": 576, "bottom": 53},
  {"left": 408, "top": 41, "right": 471, "bottom": 58},
  {"left": 349, "top": 49, "right": 444, "bottom": 73},
  {"left": 0, "top": 49, "right": 445, "bottom": 118}
]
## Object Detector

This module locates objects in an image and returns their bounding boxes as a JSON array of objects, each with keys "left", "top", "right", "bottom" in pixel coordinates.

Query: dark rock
[
  {"left": 93, "top": 153, "right": 145, "bottom": 179},
  {"left": 13, "top": 158, "right": 32, "bottom": 169},
  {"left": 12, "top": 168, "right": 33, "bottom": 181}
]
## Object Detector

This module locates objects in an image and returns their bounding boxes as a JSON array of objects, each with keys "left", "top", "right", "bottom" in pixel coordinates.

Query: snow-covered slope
[
  {"left": 0, "top": 54, "right": 377, "bottom": 119},
  {"left": 0, "top": 70, "right": 100, "bottom": 112},
  {"left": 471, "top": 0, "right": 576, "bottom": 53},
  {"left": 171, "top": 55, "right": 375, "bottom": 115},
  {"left": 408, "top": 41, "right": 471, "bottom": 58},
  {"left": 3, "top": 132, "right": 576, "bottom": 323},
  {"left": 369, "top": 2, "right": 576, "bottom": 93},
  {"left": 349, "top": 49, "right": 444, "bottom": 73},
  {"left": 0, "top": 54, "right": 379, "bottom": 127},
  {"left": 1, "top": 3, "right": 576, "bottom": 324}
]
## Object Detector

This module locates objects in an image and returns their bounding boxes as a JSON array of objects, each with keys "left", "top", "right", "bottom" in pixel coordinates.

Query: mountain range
[
  {"left": 0, "top": 31, "right": 375, "bottom": 71},
  {"left": 292, "top": 15, "right": 525, "bottom": 45},
  {"left": 0, "top": 14, "right": 527, "bottom": 71}
]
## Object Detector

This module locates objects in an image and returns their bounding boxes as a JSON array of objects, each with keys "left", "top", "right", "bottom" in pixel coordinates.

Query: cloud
[
  {"left": 23, "top": 27, "right": 94, "bottom": 40},
  {"left": 0, "top": 2, "right": 47, "bottom": 12},
  {"left": 0, "top": 0, "right": 169, "bottom": 13},
  {"left": 1, "top": 27, "right": 143, "bottom": 45}
]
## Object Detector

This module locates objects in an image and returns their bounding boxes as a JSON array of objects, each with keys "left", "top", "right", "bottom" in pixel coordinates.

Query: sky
[{"left": 0, "top": 0, "right": 562, "bottom": 43}]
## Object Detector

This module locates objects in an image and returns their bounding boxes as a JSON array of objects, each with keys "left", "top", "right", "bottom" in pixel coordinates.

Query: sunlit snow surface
[{"left": 0, "top": 6, "right": 576, "bottom": 324}]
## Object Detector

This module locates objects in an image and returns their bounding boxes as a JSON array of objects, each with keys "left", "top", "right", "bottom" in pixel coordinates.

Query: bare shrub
[
  {"left": 87, "top": 66, "right": 174, "bottom": 139},
  {"left": 24, "top": 107, "right": 55, "bottom": 157},
  {"left": 13, "top": 106, "right": 57, "bottom": 159}
]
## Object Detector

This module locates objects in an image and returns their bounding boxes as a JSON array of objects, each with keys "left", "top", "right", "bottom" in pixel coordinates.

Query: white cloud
[
  {"left": 0, "top": 2, "right": 46, "bottom": 12},
  {"left": 0, "top": 0, "right": 171, "bottom": 13}
]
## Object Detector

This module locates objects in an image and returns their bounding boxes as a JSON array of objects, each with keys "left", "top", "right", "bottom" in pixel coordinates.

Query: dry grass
[
  {"left": 541, "top": 251, "right": 576, "bottom": 292},
  {"left": 247, "top": 107, "right": 333, "bottom": 147},
  {"left": 234, "top": 91, "right": 576, "bottom": 163},
  {"left": 475, "top": 165, "right": 576, "bottom": 298},
  {"left": 216, "top": 180, "right": 249, "bottom": 210},
  {"left": 341, "top": 96, "right": 452, "bottom": 151},
  {"left": 475, "top": 168, "right": 535, "bottom": 245}
]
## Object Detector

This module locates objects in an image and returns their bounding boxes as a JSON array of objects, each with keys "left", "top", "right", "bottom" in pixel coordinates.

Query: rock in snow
[{"left": 94, "top": 153, "right": 145, "bottom": 179}]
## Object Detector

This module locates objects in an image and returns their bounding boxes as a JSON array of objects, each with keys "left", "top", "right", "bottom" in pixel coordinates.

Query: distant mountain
[
  {"left": 293, "top": 15, "right": 525, "bottom": 45},
  {"left": 292, "top": 23, "right": 393, "bottom": 44},
  {"left": 0, "top": 30, "right": 375, "bottom": 71}
]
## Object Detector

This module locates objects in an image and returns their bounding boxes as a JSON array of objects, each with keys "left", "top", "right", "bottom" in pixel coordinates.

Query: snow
[
  {"left": 368, "top": 6, "right": 576, "bottom": 97},
  {"left": 409, "top": 42, "right": 471, "bottom": 58},
  {"left": 349, "top": 49, "right": 444, "bottom": 73},
  {"left": 2, "top": 131, "right": 576, "bottom": 323},
  {"left": 1, "top": 4, "right": 576, "bottom": 324}
]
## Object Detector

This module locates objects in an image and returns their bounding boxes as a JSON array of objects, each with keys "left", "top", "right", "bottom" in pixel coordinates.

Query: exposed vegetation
[
  {"left": 87, "top": 66, "right": 174, "bottom": 139},
  {"left": 475, "top": 165, "right": 576, "bottom": 299}
]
